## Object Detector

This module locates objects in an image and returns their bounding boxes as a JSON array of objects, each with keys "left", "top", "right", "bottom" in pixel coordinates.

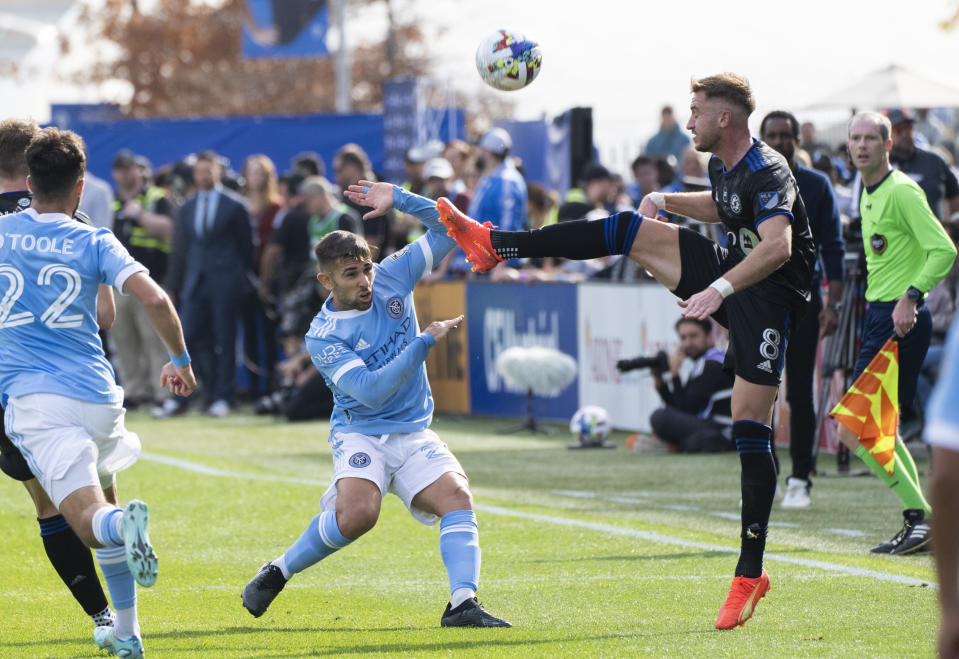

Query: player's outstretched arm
[
  {"left": 346, "top": 180, "right": 449, "bottom": 234},
  {"left": 643, "top": 190, "right": 722, "bottom": 223},
  {"left": 319, "top": 315, "right": 463, "bottom": 409},
  {"left": 123, "top": 272, "right": 197, "bottom": 397}
]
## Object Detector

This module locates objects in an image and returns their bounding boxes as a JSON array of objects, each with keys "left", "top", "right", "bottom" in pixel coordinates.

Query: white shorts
[
  {"left": 320, "top": 428, "right": 465, "bottom": 526},
  {"left": 4, "top": 393, "right": 141, "bottom": 508}
]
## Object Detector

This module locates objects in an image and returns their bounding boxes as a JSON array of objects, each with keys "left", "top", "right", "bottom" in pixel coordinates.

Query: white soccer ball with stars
[
  {"left": 475, "top": 29, "right": 543, "bottom": 91},
  {"left": 570, "top": 405, "right": 612, "bottom": 447}
]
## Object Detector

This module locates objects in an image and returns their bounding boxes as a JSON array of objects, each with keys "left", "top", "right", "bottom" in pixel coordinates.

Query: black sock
[
  {"left": 39, "top": 515, "right": 110, "bottom": 616},
  {"left": 489, "top": 212, "right": 643, "bottom": 260},
  {"left": 732, "top": 421, "right": 776, "bottom": 578}
]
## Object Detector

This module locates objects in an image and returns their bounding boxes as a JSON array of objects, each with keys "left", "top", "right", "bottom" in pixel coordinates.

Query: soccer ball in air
[
  {"left": 475, "top": 29, "right": 543, "bottom": 91},
  {"left": 570, "top": 405, "right": 612, "bottom": 447}
]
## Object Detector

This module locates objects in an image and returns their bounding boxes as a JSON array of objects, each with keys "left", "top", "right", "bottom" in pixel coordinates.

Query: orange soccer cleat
[
  {"left": 435, "top": 197, "right": 503, "bottom": 273},
  {"left": 714, "top": 569, "right": 770, "bottom": 629}
]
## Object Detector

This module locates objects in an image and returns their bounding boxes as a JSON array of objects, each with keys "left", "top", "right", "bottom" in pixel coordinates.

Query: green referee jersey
[{"left": 860, "top": 169, "right": 957, "bottom": 302}]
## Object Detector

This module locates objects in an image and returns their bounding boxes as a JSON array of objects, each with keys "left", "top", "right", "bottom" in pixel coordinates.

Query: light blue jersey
[
  {"left": 0, "top": 208, "right": 145, "bottom": 405},
  {"left": 923, "top": 315, "right": 959, "bottom": 451},
  {"left": 305, "top": 187, "right": 456, "bottom": 435}
]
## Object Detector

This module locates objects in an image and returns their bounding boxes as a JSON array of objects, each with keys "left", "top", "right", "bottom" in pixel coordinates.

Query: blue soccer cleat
[
  {"left": 94, "top": 625, "right": 144, "bottom": 658},
  {"left": 122, "top": 500, "right": 158, "bottom": 587}
]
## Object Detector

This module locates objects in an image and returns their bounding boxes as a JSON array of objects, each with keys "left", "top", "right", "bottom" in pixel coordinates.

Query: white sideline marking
[
  {"left": 141, "top": 452, "right": 328, "bottom": 486},
  {"left": 477, "top": 504, "right": 935, "bottom": 588},
  {"left": 140, "top": 453, "right": 936, "bottom": 588},
  {"left": 556, "top": 490, "right": 866, "bottom": 538}
]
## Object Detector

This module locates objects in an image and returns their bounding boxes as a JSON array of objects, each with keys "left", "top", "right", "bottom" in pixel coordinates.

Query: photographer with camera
[{"left": 618, "top": 318, "right": 734, "bottom": 453}]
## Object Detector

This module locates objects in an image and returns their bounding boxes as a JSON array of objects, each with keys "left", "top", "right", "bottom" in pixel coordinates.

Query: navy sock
[
  {"left": 490, "top": 212, "right": 642, "bottom": 260},
  {"left": 39, "top": 515, "right": 110, "bottom": 617},
  {"left": 733, "top": 420, "right": 776, "bottom": 578}
]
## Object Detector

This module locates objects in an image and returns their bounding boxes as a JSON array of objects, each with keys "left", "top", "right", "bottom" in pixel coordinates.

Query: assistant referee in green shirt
[{"left": 838, "top": 111, "right": 957, "bottom": 556}]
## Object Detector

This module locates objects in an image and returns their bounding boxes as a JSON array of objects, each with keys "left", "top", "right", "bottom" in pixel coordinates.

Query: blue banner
[
  {"left": 467, "top": 282, "right": 579, "bottom": 422},
  {"left": 242, "top": 0, "right": 329, "bottom": 59}
]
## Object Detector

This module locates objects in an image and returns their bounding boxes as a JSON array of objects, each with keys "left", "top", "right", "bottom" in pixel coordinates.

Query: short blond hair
[{"left": 690, "top": 73, "right": 756, "bottom": 116}]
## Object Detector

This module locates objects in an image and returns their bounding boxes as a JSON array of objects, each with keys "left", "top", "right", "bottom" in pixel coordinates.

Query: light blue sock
[
  {"left": 92, "top": 507, "right": 124, "bottom": 547},
  {"left": 440, "top": 510, "right": 480, "bottom": 600},
  {"left": 96, "top": 546, "right": 137, "bottom": 638},
  {"left": 282, "top": 510, "right": 352, "bottom": 576}
]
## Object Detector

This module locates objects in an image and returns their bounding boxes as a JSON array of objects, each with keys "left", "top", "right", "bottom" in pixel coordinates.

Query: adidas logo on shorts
[{"left": 756, "top": 360, "right": 773, "bottom": 373}]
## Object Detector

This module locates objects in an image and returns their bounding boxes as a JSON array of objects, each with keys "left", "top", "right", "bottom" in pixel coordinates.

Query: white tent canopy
[{"left": 805, "top": 64, "right": 959, "bottom": 110}]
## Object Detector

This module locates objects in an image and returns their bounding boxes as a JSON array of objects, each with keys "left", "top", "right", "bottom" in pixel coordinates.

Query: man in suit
[{"left": 166, "top": 150, "right": 254, "bottom": 417}]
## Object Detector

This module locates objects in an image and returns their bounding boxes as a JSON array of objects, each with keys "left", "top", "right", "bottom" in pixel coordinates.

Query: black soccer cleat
[
  {"left": 242, "top": 562, "right": 287, "bottom": 617},
  {"left": 890, "top": 511, "right": 932, "bottom": 555},
  {"left": 871, "top": 509, "right": 930, "bottom": 555},
  {"left": 440, "top": 598, "right": 511, "bottom": 628}
]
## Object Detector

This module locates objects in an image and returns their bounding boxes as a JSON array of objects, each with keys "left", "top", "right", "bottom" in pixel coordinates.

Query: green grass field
[{"left": 0, "top": 412, "right": 939, "bottom": 657}]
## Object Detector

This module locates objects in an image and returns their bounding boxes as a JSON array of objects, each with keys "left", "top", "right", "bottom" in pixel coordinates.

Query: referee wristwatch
[{"left": 905, "top": 286, "right": 924, "bottom": 303}]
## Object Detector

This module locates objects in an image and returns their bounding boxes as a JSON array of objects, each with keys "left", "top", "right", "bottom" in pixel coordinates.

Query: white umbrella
[{"left": 804, "top": 64, "right": 959, "bottom": 110}]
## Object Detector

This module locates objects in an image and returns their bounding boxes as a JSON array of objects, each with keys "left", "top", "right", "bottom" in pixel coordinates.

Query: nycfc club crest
[
  {"left": 730, "top": 193, "right": 742, "bottom": 214},
  {"left": 871, "top": 233, "right": 888, "bottom": 254},
  {"left": 386, "top": 295, "right": 404, "bottom": 319},
  {"left": 349, "top": 452, "right": 371, "bottom": 468}
]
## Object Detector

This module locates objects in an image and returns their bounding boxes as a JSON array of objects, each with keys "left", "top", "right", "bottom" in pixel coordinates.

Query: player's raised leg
[
  {"left": 411, "top": 472, "right": 510, "bottom": 628},
  {"left": 436, "top": 197, "right": 684, "bottom": 288},
  {"left": 242, "top": 477, "right": 376, "bottom": 617},
  {"left": 715, "top": 377, "right": 777, "bottom": 629}
]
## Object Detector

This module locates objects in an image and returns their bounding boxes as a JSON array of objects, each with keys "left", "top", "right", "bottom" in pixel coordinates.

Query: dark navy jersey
[
  {"left": 891, "top": 144, "right": 959, "bottom": 219},
  {"left": 0, "top": 191, "right": 91, "bottom": 225},
  {"left": 707, "top": 139, "right": 815, "bottom": 304},
  {"left": 0, "top": 190, "right": 32, "bottom": 216}
]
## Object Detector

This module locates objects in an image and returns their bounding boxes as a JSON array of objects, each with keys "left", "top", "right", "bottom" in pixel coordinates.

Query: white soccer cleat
[
  {"left": 122, "top": 500, "right": 158, "bottom": 587},
  {"left": 780, "top": 477, "right": 811, "bottom": 509}
]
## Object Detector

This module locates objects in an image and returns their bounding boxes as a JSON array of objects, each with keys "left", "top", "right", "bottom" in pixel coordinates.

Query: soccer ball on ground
[
  {"left": 475, "top": 29, "right": 543, "bottom": 91},
  {"left": 569, "top": 405, "right": 612, "bottom": 448}
]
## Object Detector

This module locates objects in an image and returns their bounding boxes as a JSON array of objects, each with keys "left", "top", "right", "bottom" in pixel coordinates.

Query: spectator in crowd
[
  {"left": 333, "top": 143, "right": 391, "bottom": 259},
  {"left": 912, "top": 108, "right": 951, "bottom": 147},
  {"left": 558, "top": 163, "right": 612, "bottom": 222},
  {"left": 760, "top": 110, "right": 845, "bottom": 509},
  {"left": 799, "top": 121, "right": 830, "bottom": 163},
  {"left": 470, "top": 128, "right": 527, "bottom": 233},
  {"left": 422, "top": 157, "right": 455, "bottom": 202},
  {"left": 627, "top": 155, "right": 660, "bottom": 207},
  {"left": 304, "top": 176, "right": 361, "bottom": 263},
  {"left": 679, "top": 148, "right": 709, "bottom": 186},
  {"left": 619, "top": 318, "right": 733, "bottom": 453},
  {"left": 403, "top": 145, "right": 428, "bottom": 196},
  {"left": 79, "top": 170, "right": 115, "bottom": 230},
  {"left": 526, "top": 182, "right": 557, "bottom": 230},
  {"left": 444, "top": 139, "right": 471, "bottom": 197},
  {"left": 110, "top": 150, "right": 176, "bottom": 414},
  {"left": 254, "top": 345, "right": 335, "bottom": 421},
  {"left": 645, "top": 106, "right": 692, "bottom": 163},
  {"left": 291, "top": 151, "right": 324, "bottom": 178},
  {"left": 241, "top": 154, "right": 283, "bottom": 400},
  {"left": 887, "top": 108, "right": 959, "bottom": 221},
  {"left": 166, "top": 150, "right": 255, "bottom": 418}
]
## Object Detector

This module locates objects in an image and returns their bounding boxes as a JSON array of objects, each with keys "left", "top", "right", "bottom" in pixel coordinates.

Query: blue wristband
[{"left": 170, "top": 349, "right": 191, "bottom": 367}]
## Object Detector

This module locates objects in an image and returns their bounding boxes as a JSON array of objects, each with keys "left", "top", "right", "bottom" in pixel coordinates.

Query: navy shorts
[
  {"left": 673, "top": 227, "right": 808, "bottom": 387},
  {"left": 0, "top": 411, "right": 34, "bottom": 482},
  {"left": 851, "top": 301, "right": 932, "bottom": 414}
]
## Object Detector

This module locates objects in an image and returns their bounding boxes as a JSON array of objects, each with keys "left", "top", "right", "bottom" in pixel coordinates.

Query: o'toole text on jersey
[{"left": 0, "top": 233, "right": 74, "bottom": 254}]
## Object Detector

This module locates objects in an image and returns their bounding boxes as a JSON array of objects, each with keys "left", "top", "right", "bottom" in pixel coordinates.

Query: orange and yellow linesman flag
[{"left": 830, "top": 339, "right": 899, "bottom": 475}]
